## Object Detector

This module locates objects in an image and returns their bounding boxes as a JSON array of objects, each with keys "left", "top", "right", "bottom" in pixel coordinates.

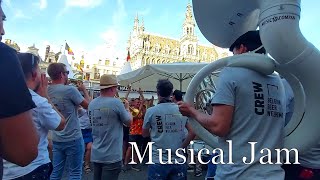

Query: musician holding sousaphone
[{"left": 179, "top": 31, "right": 287, "bottom": 180}]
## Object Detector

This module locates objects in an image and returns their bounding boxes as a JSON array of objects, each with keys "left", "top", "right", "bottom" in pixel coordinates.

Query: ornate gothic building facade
[{"left": 126, "top": 3, "right": 229, "bottom": 70}]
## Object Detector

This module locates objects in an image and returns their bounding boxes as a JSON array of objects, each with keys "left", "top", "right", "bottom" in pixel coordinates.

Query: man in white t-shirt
[{"left": 3, "top": 53, "right": 66, "bottom": 179}]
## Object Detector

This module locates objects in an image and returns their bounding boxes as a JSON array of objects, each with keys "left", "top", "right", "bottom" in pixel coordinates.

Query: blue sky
[{"left": 2, "top": 0, "right": 320, "bottom": 65}]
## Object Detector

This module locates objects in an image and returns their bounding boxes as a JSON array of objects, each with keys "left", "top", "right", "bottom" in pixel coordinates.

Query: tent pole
[{"left": 180, "top": 73, "right": 182, "bottom": 91}]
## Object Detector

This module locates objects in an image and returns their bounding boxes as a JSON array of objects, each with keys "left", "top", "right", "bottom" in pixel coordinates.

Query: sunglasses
[
  {"left": 31, "top": 54, "right": 35, "bottom": 68},
  {"left": 17, "top": 52, "right": 37, "bottom": 69}
]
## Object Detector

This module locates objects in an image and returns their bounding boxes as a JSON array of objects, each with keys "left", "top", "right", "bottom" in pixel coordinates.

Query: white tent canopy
[
  {"left": 117, "top": 62, "right": 211, "bottom": 92},
  {"left": 119, "top": 61, "right": 132, "bottom": 75},
  {"left": 58, "top": 54, "right": 75, "bottom": 79}
]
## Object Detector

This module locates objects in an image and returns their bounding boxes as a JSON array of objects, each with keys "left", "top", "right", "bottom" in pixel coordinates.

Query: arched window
[
  {"left": 145, "top": 41, "right": 150, "bottom": 51},
  {"left": 188, "top": 44, "right": 194, "bottom": 54},
  {"left": 165, "top": 45, "right": 170, "bottom": 54},
  {"left": 155, "top": 44, "right": 161, "bottom": 53}
]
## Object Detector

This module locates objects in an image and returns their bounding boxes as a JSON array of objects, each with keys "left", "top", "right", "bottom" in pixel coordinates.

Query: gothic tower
[
  {"left": 180, "top": 2, "right": 198, "bottom": 58},
  {"left": 45, "top": 45, "right": 50, "bottom": 61}
]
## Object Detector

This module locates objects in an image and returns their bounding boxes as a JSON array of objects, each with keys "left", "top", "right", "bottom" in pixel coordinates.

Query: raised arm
[
  {"left": 78, "top": 81, "right": 91, "bottom": 102},
  {"left": 138, "top": 88, "right": 145, "bottom": 111},
  {"left": 124, "top": 85, "right": 131, "bottom": 100},
  {"left": 181, "top": 121, "right": 196, "bottom": 148},
  {"left": 149, "top": 95, "right": 154, "bottom": 107},
  {"left": 37, "top": 74, "right": 65, "bottom": 131},
  {"left": 179, "top": 102, "right": 234, "bottom": 137}
]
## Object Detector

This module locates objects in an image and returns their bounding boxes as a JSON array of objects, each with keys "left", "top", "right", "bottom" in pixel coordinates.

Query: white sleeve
[{"left": 38, "top": 100, "right": 61, "bottom": 130}]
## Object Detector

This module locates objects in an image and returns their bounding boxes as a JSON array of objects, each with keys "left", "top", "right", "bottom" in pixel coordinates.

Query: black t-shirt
[{"left": 0, "top": 42, "right": 36, "bottom": 179}]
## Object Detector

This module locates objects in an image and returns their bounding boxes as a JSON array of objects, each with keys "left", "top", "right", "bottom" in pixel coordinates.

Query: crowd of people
[{"left": 1, "top": 1, "right": 320, "bottom": 180}]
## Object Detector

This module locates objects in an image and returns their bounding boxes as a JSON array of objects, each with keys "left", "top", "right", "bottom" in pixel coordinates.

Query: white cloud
[
  {"left": 65, "top": 0, "right": 102, "bottom": 8},
  {"left": 56, "top": 0, "right": 128, "bottom": 66},
  {"left": 39, "top": 0, "right": 48, "bottom": 9},
  {"left": 32, "top": 0, "right": 48, "bottom": 10},
  {"left": 112, "top": 0, "right": 127, "bottom": 23},
  {"left": 93, "top": 0, "right": 128, "bottom": 65},
  {"left": 19, "top": 44, "right": 29, "bottom": 52},
  {"left": 13, "top": 9, "right": 32, "bottom": 20},
  {"left": 2, "top": 0, "right": 12, "bottom": 8},
  {"left": 57, "top": 0, "right": 103, "bottom": 19},
  {"left": 101, "top": 29, "right": 118, "bottom": 47},
  {"left": 3, "top": 0, "right": 32, "bottom": 20}
]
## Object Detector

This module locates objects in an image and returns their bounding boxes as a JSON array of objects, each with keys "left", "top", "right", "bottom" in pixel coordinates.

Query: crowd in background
[{"left": 2, "top": 1, "right": 320, "bottom": 179}]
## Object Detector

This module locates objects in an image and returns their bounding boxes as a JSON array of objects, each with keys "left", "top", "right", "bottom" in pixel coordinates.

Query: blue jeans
[
  {"left": 148, "top": 164, "right": 187, "bottom": 180},
  {"left": 50, "top": 138, "right": 84, "bottom": 180},
  {"left": 205, "top": 153, "right": 218, "bottom": 179},
  {"left": 14, "top": 163, "right": 52, "bottom": 180}
]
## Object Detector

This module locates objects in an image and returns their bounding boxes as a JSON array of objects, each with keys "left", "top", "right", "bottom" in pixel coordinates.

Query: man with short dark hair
[
  {"left": 47, "top": 62, "right": 90, "bottom": 179},
  {"left": 229, "top": 30, "right": 266, "bottom": 54},
  {"left": 142, "top": 79, "right": 194, "bottom": 180},
  {"left": 3, "top": 53, "right": 66, "bottom": 179},
  {"left": 0, "top": 2, "right": 39, "bottom": 179},
  {"left": 89, "top": 74, "right": 132, "bottom": 180},
  {"left": 179, "top": 30, "right": 286, "bottom": 179},
  {"left": 172, "top": 89, "right": 183, "bottom": 102}
]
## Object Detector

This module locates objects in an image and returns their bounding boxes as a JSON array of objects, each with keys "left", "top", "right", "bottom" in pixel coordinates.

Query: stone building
[
  {"left": 126, "top": 2, "right": 229, "bottom": 70},
  {"left": 4, "top": 39, "right": 20, "bottom": 52}
]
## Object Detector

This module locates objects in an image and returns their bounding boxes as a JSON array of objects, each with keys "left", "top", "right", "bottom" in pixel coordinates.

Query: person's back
[
  {"left": 145, "top": 103, "right": 188, "bottom": 162},
  {"left": 89, "top": 96, "right": 131, "bottom": 163},
  {"left": 213, "top": 67, "right": 286, "bottom": 179},
  {"left": 88, "top": 74, "right": 132, "bottom": 180},
  {"left": 143, "top": 79, "right": 192, "bottom": 180},
  {"left": 48, "top": 84, "right": 83, "bottom": 141}
]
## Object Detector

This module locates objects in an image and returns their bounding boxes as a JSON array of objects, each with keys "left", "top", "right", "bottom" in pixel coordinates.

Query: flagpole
[{"left": 63, "top": 40, "right": 66, "bottom": 55}]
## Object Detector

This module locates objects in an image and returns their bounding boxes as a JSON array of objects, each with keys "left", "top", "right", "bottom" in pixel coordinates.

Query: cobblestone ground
[{"left": 62, "top": 163, "right": 208, "bottom": 180}]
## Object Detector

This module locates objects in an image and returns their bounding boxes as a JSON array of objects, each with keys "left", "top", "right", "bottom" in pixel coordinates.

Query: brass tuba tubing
[{"left": 119, "top": 97, "right": 140, "bottom": 117}]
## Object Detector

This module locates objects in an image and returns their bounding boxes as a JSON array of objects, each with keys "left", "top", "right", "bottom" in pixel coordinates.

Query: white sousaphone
[{"left": 185, "top": 0, "right": 320, "bottom": 153}]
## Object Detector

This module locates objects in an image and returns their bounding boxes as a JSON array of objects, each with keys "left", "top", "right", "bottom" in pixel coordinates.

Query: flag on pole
[
  {"left": 126, "top": 50, "right": 131, "bottom": 62},
  {"left": 65, "top": 43, "right": 74, "bottom": 55}
]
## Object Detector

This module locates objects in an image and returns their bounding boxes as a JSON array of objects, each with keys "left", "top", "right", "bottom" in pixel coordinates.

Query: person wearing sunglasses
[
  {"left": 3, "top": 53, "right": 66, "bottom": 179},
  {"left": 47, "top": 62, "right": 90, "bottom": 179},
  {"left": 0, "top": 1, "right": 39, "bottom": 179}
]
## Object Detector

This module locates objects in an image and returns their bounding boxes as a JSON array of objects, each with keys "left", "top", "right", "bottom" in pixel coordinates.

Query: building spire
[
  {"left": 134, "top": 12, "right": 139, "bottom": 30},
  {"left": 185, "top": 1, "right": 193, "bottom": 23},
  {"left": 182, "top": 1, "right": 195, "bottom": 37},
  {"left": 140, "top": 17, "right": 145, "bottom": 32}
]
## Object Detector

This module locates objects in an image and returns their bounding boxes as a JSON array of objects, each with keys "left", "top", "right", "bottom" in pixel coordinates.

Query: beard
[
  {"left": 64, "top": 78, "right": 68, "bottom": 85},
  {"left": 34, "top": 81, "right": 41, "bottom": 92}
]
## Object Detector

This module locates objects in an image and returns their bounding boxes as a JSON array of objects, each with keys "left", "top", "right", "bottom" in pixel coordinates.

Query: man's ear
[
  {"left": 239, "top": 44, "right": 248, "bottom": 53},
  {"left": 31, "top": 70, "right": 38, "bottom": 80}
]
